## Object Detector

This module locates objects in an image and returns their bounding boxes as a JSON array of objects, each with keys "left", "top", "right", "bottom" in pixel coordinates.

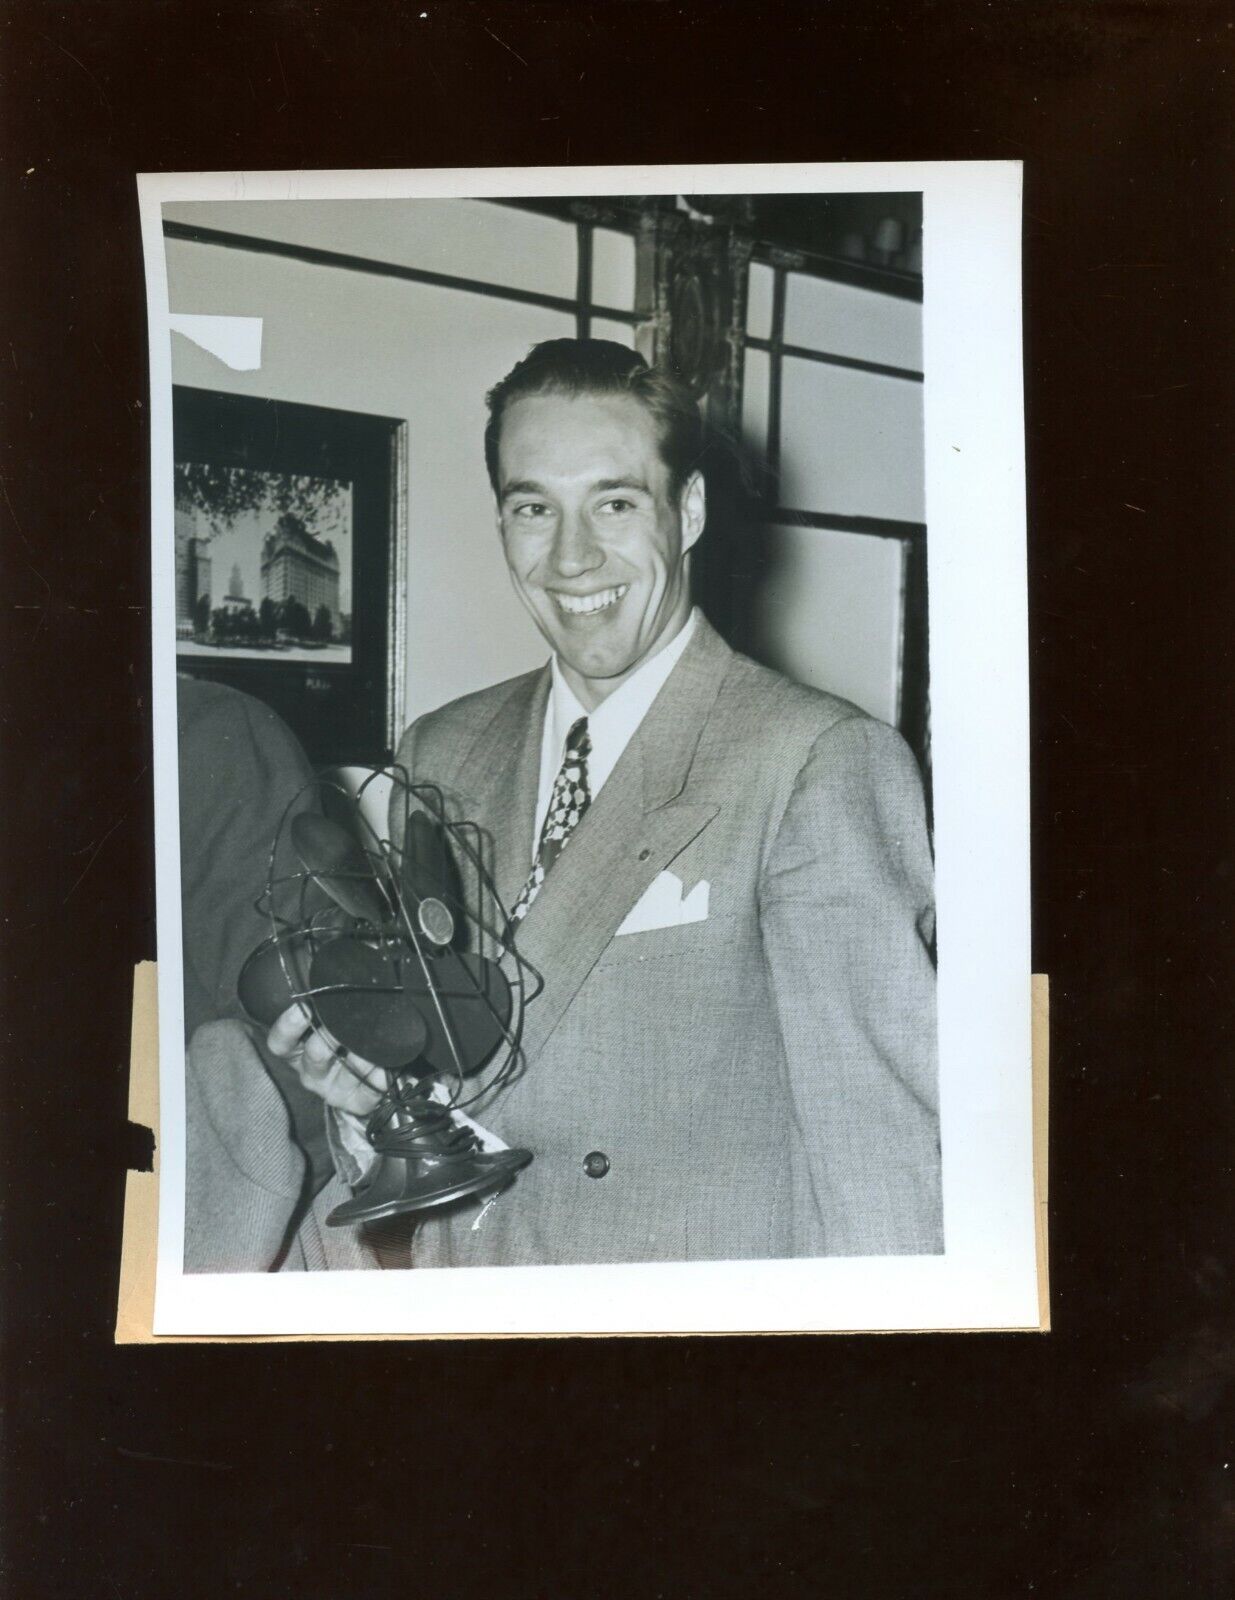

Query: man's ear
[{"left": 680, "top": 469, "right": 706, "bottom": 553}]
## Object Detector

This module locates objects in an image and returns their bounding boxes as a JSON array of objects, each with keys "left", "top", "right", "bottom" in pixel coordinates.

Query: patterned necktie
[{"left": 509, "top": 716, "right": 591, "bottom": 925}]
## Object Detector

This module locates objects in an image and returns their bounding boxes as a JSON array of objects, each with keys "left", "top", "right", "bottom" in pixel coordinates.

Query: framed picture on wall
[{"left": 172, "top": 386, "right": 405, "bottom": 767}]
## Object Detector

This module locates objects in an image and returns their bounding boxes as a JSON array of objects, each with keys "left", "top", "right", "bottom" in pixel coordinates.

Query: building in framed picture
[
  {"left": 260, "top": 513, "right": 342, "bottom": 630},
  {"left": 174, "top": 508, "right": 212, "bottom": 638}
]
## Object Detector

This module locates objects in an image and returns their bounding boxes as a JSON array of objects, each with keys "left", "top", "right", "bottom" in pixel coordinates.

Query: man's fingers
[
  {"left": 266, "top": 1002, "right": 313, "bottom": 1058},
  {"left": 263, "top": 1002, "right": 388, "bottom": 1112},
  {"left": 302, "top": 1027, "right": 341, "bottom": 1070},
  {"left": 300, "top": 1053, "right": 386, "bottom": 1114},
  {"left": 330, "top": 1053, "right": 389, "bottom": 1101},
  {"left": 322, "top": 1056, "right": 388, "bottom": 1115}
]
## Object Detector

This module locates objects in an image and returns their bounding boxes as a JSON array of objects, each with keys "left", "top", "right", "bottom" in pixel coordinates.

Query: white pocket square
[{"left": 615, "top": 870, "right": 710, "bottom": 936}]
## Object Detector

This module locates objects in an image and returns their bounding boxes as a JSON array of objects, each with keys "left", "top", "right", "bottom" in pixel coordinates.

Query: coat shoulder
[
  {"left": 394, "top": 669, "right": 543, "bottom": 770},
  {"left": 718, "top": 646, "right": 874, "bottom": 753},
  {"left": 717, "top": 649, "right": 926, "bottom": 806},
  {"left": 421, "top": 669, "right": 542, "bottom": 736}
]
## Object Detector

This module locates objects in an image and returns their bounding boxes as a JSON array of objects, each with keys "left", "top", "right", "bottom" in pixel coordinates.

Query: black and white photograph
[
  {"left": 141, "top": 163, "right": 1034, "bottom": 1336},
  {"left": 11, "top": 6, "right": 1233, "bottom": 1591}
]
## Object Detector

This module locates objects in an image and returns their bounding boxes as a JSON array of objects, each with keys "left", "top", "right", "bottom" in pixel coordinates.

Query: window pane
[
  {"left": 162, "top": 198, "right": 578, "bottom": 300},
  {"left": 785, "top": 272, "right": 922, "bottom": 371},
  {"left": 778, "top": 357, "right": 924, "bottom": 523},
  {"left": 746, "top": 261, "right": 775, "bottom": 340},
  {"left": 589, "top": 317, "right": 637, "bottom": 349},
  {"left": 591, "top": 227, "right": 636, "bottom": 311},
  {"left": 741, "top": 346, "right": 770, "bottom": 458},
  {"left": 744, "top": 523, "right": 904, "bottom": 725}
]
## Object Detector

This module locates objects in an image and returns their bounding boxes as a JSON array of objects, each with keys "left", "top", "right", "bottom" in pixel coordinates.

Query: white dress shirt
[{"left": 532, "top": 607, "right": 700, "bottom": 858}]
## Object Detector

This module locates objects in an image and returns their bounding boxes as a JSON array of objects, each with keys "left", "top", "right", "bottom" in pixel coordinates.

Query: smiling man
[
  {"left": 493, "top": 375, "right": 705, "bottom": 708},
  {"left": 268, "top": 337, "right": 943, "bottom": 1270}
]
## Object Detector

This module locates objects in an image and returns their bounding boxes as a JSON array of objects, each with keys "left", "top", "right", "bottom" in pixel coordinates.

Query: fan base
[{"left": 326, "top": 1147, "right": 533, "bottom": 1226}]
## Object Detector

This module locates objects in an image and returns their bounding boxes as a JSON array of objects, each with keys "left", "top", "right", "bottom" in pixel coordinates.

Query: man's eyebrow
[
  {"left": 500, "top": 476, "right": 651, "bottom": 500},
  {"left": 500, "top": 479, "right": 549, "bottom": 500},
  {"left": 593, "top": 478, "right": 650, "bottom": 495}
]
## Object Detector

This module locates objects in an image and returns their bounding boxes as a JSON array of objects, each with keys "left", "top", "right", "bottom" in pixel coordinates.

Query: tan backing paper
[{"left": 116, "top": 963, "right": 1051, "bottom": 1343}]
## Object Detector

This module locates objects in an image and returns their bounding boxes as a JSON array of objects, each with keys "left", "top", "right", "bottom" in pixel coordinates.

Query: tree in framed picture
[{"left": 172, "top": 387, "right": 405, "bottom": 767}]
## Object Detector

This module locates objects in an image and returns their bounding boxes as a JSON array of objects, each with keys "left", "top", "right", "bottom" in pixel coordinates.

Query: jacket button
[
  {"left": 637, "top": 848, "right": 651, "bottom": 861},
  {"left": 582, "top": 1150, "right": 610, "bottom": 1179}
]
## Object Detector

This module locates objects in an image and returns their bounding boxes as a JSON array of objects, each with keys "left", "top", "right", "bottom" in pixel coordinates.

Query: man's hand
[{"left": 265, "top": 1003, "right": 388, "bottom": 1117}]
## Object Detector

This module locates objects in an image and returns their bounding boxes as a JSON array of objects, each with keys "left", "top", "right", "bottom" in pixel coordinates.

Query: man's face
[{"left": 496, "top": 390, "right": 705, "bottom": 709}]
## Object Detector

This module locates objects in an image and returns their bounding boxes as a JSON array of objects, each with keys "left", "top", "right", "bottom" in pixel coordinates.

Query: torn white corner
[{"left": 169, "top": 313, "right": 263, "bottom": 371}]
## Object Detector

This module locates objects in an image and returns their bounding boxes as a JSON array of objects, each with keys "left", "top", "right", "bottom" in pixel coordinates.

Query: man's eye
[
  {"left": 512, "top": 502, "right": 550, "bottom": 519},
  {"left": 599, "top": 498, "right": 634, "bottom": 515}
]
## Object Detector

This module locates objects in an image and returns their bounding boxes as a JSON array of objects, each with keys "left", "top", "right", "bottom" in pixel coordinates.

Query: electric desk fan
[{"left": 236, "top": 768, "right": 541, "bottom": 1226}]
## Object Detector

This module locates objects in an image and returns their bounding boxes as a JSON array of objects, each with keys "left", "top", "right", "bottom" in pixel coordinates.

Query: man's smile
[
  {"left": 496, "top": 390, "right": 706, "bottom": 707},
  {"left": 550, "top": 583, "right": 630, "bottom": 618}
]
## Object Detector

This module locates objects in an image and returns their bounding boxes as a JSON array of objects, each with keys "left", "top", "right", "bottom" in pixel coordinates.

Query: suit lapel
[
  {"left": 452, "top": 668, "right": 548, "bottom": 918},
  {"left": 509, "top": 616, "right": 733, "bottom": 1064},
  {"left": 633, "top": 613, "right": 733, "bottom": 813}
]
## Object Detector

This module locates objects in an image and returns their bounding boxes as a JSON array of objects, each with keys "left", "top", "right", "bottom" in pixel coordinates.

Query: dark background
[{"left": 2, "top": 2, "right": 1232, "bottom": 1596}]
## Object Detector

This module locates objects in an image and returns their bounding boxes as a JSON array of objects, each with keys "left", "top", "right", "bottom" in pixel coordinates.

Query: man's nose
[{"left": 549, "top": 510, "right": 604, "bottom": 578}]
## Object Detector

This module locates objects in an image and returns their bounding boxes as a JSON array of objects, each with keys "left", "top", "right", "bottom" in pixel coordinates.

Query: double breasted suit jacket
[
  {"left": 185, "top": 615, "right": 942, "bottom": 1273},
  {"left": 340, "top": 614, "right": 941, "bottom": 1268}
]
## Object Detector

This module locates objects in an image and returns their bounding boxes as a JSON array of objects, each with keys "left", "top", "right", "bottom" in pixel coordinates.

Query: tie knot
[{"left": 565, "top": 717, "right": 590, "bottom": 761}]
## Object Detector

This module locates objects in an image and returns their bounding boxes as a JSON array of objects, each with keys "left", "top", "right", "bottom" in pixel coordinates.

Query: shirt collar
[
  {"left": 548, "top": 608, "right": 698, "bottom": 754},
  {"left": 531, "top": 609, "right": 699, "bottom": 853}
]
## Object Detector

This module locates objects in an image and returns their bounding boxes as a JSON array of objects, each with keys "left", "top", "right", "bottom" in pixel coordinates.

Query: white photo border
[{"left": 141, "top": 160, "right": 1033, "bottom": 1337}]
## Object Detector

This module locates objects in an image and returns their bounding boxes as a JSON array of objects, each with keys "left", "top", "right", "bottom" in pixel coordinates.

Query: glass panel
[
  {"left": 746, "top": 261, "right": 775, "bottom": 340},
  {"left": 784, "top": 272, "right": 922, "bottom": 371},
  {"left": 589, "top": 317, "right": 638, "bottom": 349},
  {"left": 591, "top": 227, "right": 636, "bottom": 311},
  {"left": 744, "top": 524, "right": 904, "bottom": 724},
  {"left": 778, "top": 357, "right": 925, "bottom": 523},
  {"left": 162, "top": 198, "right": 578, "bottom": 300},
  {"left": 740, "top": 346, "right": 770, "bottom": 459}
]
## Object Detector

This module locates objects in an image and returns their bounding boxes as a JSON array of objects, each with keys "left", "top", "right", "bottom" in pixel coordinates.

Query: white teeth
[{"left": 555, "top": 585, "right": 628, "bottom": 616}]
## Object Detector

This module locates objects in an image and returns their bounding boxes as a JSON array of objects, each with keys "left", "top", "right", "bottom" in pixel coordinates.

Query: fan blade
[
  {"left": 237, "top": 931, "right": 314, "bottom": 1028},
  {"left": 309, "top": 936, "right": 430, "bottom": 1071},
  {"left": 291, "top": 813, "right": 389, "bottom": 926},
  {"left": 401, "top": 810, "right": 465, "bottom": 928},
  {"left": 318, "top": 776, "right": 363, "bottom": 833},
  {"left": 403, "top": 950, "right": 513, "bottom": 1076}
]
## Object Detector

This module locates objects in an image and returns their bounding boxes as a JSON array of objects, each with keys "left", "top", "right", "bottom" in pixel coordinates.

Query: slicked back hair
[{"left": 484, "top": 338, "right": 704, "bottom": 502}]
